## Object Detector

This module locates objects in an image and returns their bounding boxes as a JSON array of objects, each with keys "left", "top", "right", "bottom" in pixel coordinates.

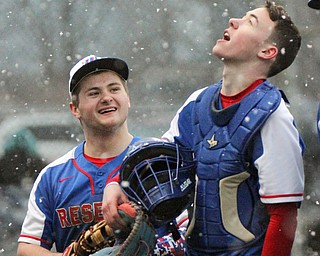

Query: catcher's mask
[{"left": 120, "top": 138, "right": 195, "bottom": 226}]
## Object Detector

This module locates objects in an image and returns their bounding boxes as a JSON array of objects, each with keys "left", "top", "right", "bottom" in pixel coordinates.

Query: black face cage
[{"left": 120, "top": 141, "right": 195, "bottom": 225}]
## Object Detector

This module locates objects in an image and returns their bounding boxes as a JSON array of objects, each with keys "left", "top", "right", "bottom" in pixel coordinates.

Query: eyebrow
[{"left": 247, "top": 12, "right": 259, "bottom": 24}]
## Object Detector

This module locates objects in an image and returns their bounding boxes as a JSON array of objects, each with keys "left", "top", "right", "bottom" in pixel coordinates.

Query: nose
[
  {"left": 229, "top": 18, "right": 239, "bottom": 29},
  {"left": 100, "top": 91, "right": 113, "bottom": 103}
]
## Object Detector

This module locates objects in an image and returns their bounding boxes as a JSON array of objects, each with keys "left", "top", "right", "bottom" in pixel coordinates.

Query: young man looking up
[{"left": 103, "top": 1, "right": 305, "bottom": 255}]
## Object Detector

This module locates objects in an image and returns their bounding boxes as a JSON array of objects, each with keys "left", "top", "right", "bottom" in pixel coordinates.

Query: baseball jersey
[
  {"left": 18, "top": 138, "right": 139, "bottom": 252},
  {"left": 162, "top": 81, "right": 304, "bottom": 254}
]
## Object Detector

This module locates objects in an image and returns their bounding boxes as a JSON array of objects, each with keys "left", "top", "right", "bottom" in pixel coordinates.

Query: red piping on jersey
[
  {"left": 106, "top": 164, "right": 121, "bottom": 184},
  {"left": 177, "top": 217, "right": 189, "bottom": 227},
  {"left": 19, "top": 234, "right": 51, "bottom": 245},
  {"left": 260, "top": 193, "right": 303, "bottom": 199},
  {"left": 72, "top": 158, "right": 95, "bottom": 195}
]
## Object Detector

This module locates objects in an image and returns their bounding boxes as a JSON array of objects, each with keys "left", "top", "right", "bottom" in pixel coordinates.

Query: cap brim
[{"left": 69, "top": 58, "right": 129, "bottom": 93}]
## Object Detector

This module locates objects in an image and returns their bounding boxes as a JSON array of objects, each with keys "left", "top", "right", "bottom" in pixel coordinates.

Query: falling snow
[{"left": 0, "top": 0, "right": 319, "bottom": 255}]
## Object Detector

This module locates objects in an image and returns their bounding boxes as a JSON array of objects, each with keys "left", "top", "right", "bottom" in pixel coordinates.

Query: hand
[{"left": 102, "top": 183, "right": 129, "bottom": 230}]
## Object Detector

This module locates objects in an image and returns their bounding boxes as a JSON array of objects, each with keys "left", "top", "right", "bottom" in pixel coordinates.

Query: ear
[
  {"left": 258, "top": 45, "right": 278, "bottom": 60},
  {"left": 69, "top": 101, "right": 81, "bottom": 119}
]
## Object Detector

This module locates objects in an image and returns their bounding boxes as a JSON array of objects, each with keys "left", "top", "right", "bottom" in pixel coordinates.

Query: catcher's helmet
[{"left": 120, "top": 138, "right": 196, "bottom": 226}]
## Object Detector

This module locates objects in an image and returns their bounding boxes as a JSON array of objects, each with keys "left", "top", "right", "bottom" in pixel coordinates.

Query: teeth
[{"left": 100, "top": 108, "right": 116, "bottom": 114}]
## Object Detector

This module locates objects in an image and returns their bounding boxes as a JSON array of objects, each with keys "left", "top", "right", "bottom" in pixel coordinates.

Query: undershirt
[
  {"left": 84, "top": 154, "right": 116, "bottom": 168},
  {"left": 220, "top": 79, "right": 265, "bottom": 108}
]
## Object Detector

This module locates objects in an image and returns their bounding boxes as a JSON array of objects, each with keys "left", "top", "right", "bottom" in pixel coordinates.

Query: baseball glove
[{"left": 62, "top": 201, "right": 156, "bottom": 256}]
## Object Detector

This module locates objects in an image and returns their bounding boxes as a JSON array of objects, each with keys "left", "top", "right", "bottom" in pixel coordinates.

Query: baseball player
[
  {"left": 162, "top": 1, "right": 304, "bottom": 255},
  {"left": 103, "top": 1, "right": 305, "bottom": 255},
  {"left": 17, "top": 55, "right": 185, "bottom": 255},
  {"left": 17, "top": 55, "right": 138, "bottom": 255}
]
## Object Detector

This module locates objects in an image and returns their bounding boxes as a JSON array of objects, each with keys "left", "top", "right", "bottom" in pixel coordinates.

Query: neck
[
  {"left": 83, "top": 125, "right": 133, "bottom": 158},
  {"left": 221, "top": 62, "right": 267, "bottom": 96}
]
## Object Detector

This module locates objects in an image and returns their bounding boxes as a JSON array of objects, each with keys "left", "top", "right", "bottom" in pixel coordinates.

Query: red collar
[
  {"left": 220, "top": 79, "right": 265, "bottom": 108},
  {"left": 84, "top": 153, "right": 116, "bottom": 168}
]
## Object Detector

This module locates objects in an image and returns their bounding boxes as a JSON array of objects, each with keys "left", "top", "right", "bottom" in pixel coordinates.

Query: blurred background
[{"left": 0, "top": 0, "right": 319, "bottom": 255}]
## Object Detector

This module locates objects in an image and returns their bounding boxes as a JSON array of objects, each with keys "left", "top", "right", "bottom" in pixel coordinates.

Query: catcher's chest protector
[{"left": 187, "top": 81, "right": 281, "bottom": 252}]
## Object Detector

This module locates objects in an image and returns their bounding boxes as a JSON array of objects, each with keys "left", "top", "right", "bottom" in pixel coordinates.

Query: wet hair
[
  {"left": 71, "top": 70, "right": 128, "bottom": 107},
  {"left": 265, "top": 0, "right": 301, "bottom": 77}
]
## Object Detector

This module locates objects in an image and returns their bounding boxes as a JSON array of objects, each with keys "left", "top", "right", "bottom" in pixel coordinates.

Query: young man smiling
[
  {"left": 17, "top": 55, "right": 139, "bottom": 255},
  {"left": 17, "top": 55, "right": 187, "bottom": 256}
]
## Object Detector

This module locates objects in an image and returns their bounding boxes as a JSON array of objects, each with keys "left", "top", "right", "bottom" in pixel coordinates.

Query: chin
[
  {"left": 212, "top": 48, "right": 222, "bottom": 60},
  {"left": 212, "top": 44, "right": 221, "bottom": 56}
]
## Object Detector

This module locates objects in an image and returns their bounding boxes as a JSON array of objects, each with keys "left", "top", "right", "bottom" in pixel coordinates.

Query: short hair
[
  {"left": 71, "top": 70, "right": 128, "bottom": 107},
  {"left": 265, "top": 0, "right": 301, "bottom": 77}
]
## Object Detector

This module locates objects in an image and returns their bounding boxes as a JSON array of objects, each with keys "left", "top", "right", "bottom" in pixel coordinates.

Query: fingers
[
  {"left": 102, "top": 183, "right": 129, "bottom": 230},
  {"left": 106, "top": 202, "right": 128, "bottom": 230}
]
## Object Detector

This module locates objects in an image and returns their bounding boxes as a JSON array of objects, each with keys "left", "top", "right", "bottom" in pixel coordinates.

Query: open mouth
[
  {"left": 99, "top": 107, "right": 116, "bottom": 114},
  {"left": 223, "top": 31, "right": 230, "bottom": 41}
]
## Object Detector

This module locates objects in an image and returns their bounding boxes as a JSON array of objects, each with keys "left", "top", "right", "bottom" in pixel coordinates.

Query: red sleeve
[{"left": 261, "top": 202, "right": 298, "bottom": 256}]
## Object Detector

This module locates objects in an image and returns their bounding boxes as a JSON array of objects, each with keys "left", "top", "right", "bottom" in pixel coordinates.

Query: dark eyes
[
  {"left": 111, "top": 87, "right": 120, "bottom": 92},
  {"left": 88, "top": 91, "right": 99, "bottom": 96},
  {"left": 240, "top": 14, "right": 255, "bottom": 26},
  {"left": 87, "top": 86, "right": 121, "bottom": 97}
]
